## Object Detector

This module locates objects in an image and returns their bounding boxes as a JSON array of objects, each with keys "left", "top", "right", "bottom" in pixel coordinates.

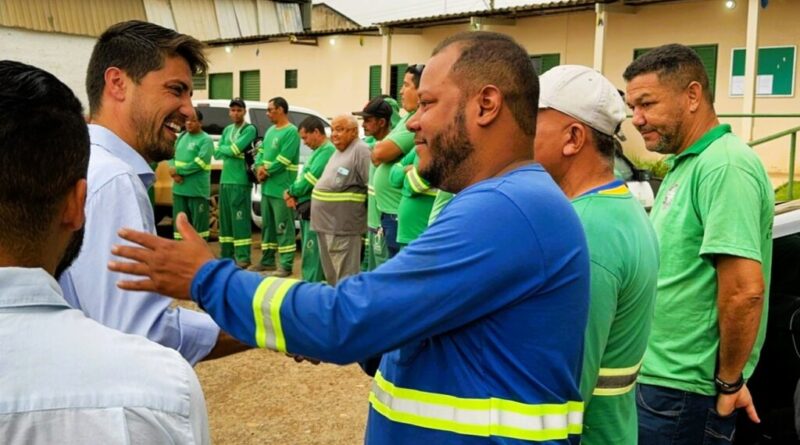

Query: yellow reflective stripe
[
  {"left": 422, "top": 189, "right": 438, "bottom": 197},
  {"left": 173, "top": 232, "right": 183, "bottom": 240},
  {"left": 174, "top": 160, "right": 190, "bottom": 167},
  {"left": 370, "top": 371, "right": 583, "bottom": 441},
  {"left": 194, "top": 157, "right": 212, "bottom": 171},
  {"left": 287, "top": 164, "right": 299, "bottom": 172},
  {"left": 303, "top": 171, "right": 318, "bottom": 185},
  {"left": 312, "top": 190, "right": 367, "bottom": 203},
  {"left": 197, "top": 231, "right": 210, "bottom": 238},
  {"left": 592, "top": 360, "right": 642, "bottom": 397},
  {"left": 276, "top": 155, "right": 291, "bottom": 166},
  {"left": 598, "top": 184, "right": 629, "bottom": 196},
  {"left": 261, "top": 243, "right": 279, "bottom": 250},
  {"left": 252, "top": 277, "right": 299, "bottom": 350},
  {"left": 231, "top": 143, "right": 242, "bottom": 156},
  {"left": 278, "top": 245, "right": 297, "bottom": 253},
  {"left": 368, "top": 185, "right": 376, "bottom": 196},
  {"left": 407, "top": 167, "right": 430, "bottom": 194},
  {"left": 219, "top": 236, "right": 234, "bottom": 243},
  {"left": 233, "top": 238, "right": 252, "bottom": 247}
]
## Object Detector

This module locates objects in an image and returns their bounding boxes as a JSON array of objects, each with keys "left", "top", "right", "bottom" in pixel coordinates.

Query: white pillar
[
  {"left": 742, "top": 0, "right": 760, "bottom": 140},
  {"left": 380, "top": 27, "right": 392, "bottom": 96},
  {"left": 593, "top": 3, "right": 607, "bottom": 73}
]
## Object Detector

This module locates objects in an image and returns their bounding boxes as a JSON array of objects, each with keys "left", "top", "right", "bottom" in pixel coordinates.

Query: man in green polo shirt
[
  {"left": 371, "top": 65, "right": 422, "bottom": 265},
  {"left": 534, "top": 65, "right": 659, "bottom": 445},
  {"left": 216, "top": 97, "right": 257, "bottom": 267},
  {"left": 169, "top": 108, "right": 213, "bottom": 240},
  {"left": 625, "top": 44, "right": 773, "bottom": 444},
  {"left": 284, "top": 116, "right": 335, "bottom": 283},
  {"left": 389, "top": 147, "right": 436, "bottom": 246},
  {"left": 253, "top": 97, "right": 300, "bottom": 277}
]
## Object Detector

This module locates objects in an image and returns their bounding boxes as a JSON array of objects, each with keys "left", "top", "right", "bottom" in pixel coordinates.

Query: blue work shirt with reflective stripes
[{"left": 192, "top": 164, "right": 590, "bottom": 444}]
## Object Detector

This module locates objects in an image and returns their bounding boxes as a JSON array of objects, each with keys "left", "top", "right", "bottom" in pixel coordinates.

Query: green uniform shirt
[
  {"left": 390, "top": 148, "right": 436, "bottom": 244},
  {"left": 287, "top": 140, "right": 335, "bottom": 204},
  {"left": 364, "top": 135, "right": 382, "bottom": 229},
  {"left": 374, "top": 111, "right": 416, "bottom": 215},
  {"left": 170, "top": 131, "right": 213, "bottom": 197},
  {"left": 640, "top": 124, "right": 774, "bottom": 396},
  {"left": 257, "top": 124, "right": 300, "bottom": 198},
  {"left": 217, "top": 123, "right": 257, "bottom": 185},
  {"left": 572, "top": 182, "right": 659, "bottom": 445},
  {"left": 428, "top": 191, "right": 455, "bottom": 225}
]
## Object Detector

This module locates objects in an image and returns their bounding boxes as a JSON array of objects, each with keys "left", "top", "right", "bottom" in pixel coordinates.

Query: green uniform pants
[
  {"left": 173, "top": 194, "right": 209, "bottom": 240},
  {"left": 300, "top": 219, "right": 325, "bottom": 282},
  {"left": 259, "top": 195, "right": 296, "bottom": 270},
  {"left": 370, "top": 228, "right": 390, "bottom": 269},
  {"left": 219, "top": 184, "right": 252, "bottom": 263},
  {"left": 360, "top": 234, "right": 369, "bottom": 272}
]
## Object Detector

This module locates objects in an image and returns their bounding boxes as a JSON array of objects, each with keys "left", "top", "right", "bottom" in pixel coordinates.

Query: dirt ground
[{"left": 192, "top": 236, "right": 371, "bottom": 445}]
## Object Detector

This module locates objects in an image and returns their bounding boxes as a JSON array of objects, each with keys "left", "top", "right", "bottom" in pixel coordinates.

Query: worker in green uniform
[
  {"left": 216, "top": 97, "right": 256, "bottom": 268},
  {"left": 371, "top": 66, "right": 422, "bottom": 264},
  {"left": 427, "top": 190, "right": 454, "bottom": 225},
  {"left": 354, "top": 96, "right": 395, "bottom": 270},
  {"left": 169, "top": 108, "right": 213, "bottom": 240},
  {"left": 389, "top": 147, "right": 436, "bottom": 246},
  {"left": 253, "top": 97, "right": 300, "bottom": 277},
  {"left": 284, "top": 116, "right": 335, "bottom": 282},
  {"left": 534, "top": 65, "right": 660, "bottom": 445}
]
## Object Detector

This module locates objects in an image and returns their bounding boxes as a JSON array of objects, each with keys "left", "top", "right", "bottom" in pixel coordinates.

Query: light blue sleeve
[{"left": 59, "top": 173, "right": 219, "bottom": 365}]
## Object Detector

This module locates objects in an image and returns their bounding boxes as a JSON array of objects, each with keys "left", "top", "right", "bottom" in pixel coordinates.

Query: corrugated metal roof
[
  {"left": 172, "top": 0, "right": 221, "bottom": 40},
  {"left": 0, "top": 0, "right": 146, "bottom": 37},
  {"left": 375, "top": 0, "right": 604, "bottom": 28},
  {"left": 143, "top": 0, "right": 177, "bottom": 29},
  {"left": 204, "top": 24, "right": 379, "bottom": 45},
  {"left": 275, "top": 1, "right": 303, "bottom": 33}
]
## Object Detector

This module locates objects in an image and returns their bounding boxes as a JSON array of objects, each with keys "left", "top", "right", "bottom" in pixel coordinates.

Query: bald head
[{"left": 330, "top": 114, "right": 358, "bottom": 151}]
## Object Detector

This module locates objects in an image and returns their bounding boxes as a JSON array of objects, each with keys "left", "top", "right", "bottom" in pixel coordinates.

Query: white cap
[{"left": 538, "top": 65, "right": 627, "bottom": 140}]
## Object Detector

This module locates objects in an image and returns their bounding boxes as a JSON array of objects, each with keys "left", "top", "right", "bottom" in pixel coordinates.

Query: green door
[
  {"left": 209, "top": 73, "right": 233, "bottom": 99},
  {"left": 240, "top": 70, "right": 260, "bottom": 101}
]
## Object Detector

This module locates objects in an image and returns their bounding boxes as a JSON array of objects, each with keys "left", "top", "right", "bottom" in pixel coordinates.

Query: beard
[
  {"left": 418, "top": 106, "right": 475, "bottom": 193},
  {"left": 130, "top": 97, "right": 178, "bottom": 162},
  {"left": 642, "top": 122, "right": 682, "bottom": 155},
  {"left": 55, "top": 227, "right": 84, "bottom": 280}
]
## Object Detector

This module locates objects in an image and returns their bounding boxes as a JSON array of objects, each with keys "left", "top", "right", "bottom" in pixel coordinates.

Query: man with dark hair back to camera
[
  {"left": 625, "top": 43, "right": 773, "bottom": 444},
  {"left": 283, "top": 116, "right": 335, "bottom": 282},
  {"left": 0, "top": 60, "right": 209, "bottom": 445},
  {"left": 59, "top": 20, "right": 245, "bottom": 365},
  {"left": 253, "top": 96, "right": 300, "bottom": 277},
  {"left": 111, "top": 31, "right": 589, "bottom": 444}
]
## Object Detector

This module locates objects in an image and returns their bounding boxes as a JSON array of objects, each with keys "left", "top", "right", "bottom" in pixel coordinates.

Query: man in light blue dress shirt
[
  {"left": 0, "top": 60, "right": 209, "bottom": 444},
  {"left": 58, "top": 20, "right": 246, "bottom": 364}
]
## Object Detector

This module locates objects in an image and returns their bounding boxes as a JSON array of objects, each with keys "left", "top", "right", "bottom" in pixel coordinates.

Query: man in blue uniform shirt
[{"left": 111, "top": 31, "right": 590, "bottom": 444}]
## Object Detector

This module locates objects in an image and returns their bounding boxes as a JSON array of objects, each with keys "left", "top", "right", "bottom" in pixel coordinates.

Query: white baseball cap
[{"left": 538, "top": 65, "right": 627, "bottom": 140}]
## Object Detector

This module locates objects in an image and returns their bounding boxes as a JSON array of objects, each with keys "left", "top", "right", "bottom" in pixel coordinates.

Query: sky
[{"left": 316, "top": 0, "right": 552, "bottom": 26}]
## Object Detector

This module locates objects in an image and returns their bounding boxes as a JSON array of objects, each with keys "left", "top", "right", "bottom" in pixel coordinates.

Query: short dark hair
[
  {"left": 623, "top": 43, "right": 713, "bottom": 104},
  {"left": 298, "top": 116, "right": 326, "bottom": 134},
  {"left": 590, "top": 128, "right": 616, "bottom": 162},
  {"left": 404, "top": 64, "right": 424, "bottom": 88},
  {"left": 0, "top": 61, "right": 89, "bottom": 255},
  {"left": 270, "top": 96, "right": 289, "bottom": 114},
  {"left": 432, "top": 32, "right": 539, "bottom": 136},
  {"left": 86, "top": 20, "right": 207, "bottom": 115}
]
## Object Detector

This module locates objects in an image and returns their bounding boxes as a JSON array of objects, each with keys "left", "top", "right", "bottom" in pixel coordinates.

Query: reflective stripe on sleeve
[
  {"left": 368, "top": 185, "right": 376, "bottom": 196},
  {"left": 194, "top": 157, "right": 212, "bottom": 171},
  {"left": 231, "top": 143, "right": 242, "bottom": 156},
  {"left": 369, "top": 371, "right": 583, "bottom": 441},
  {"left": 174, "top": 161, "right": 190, "bottom": 167},
  {"left": 312, "top": 190, "right": 367, "bottom": 203},
  {"left": 252, "top": 277, "right": 300, "bottom": 351},
  {"left": 303, "top": 171, "right": 318, "bottom": 185},
  {"left": 287, "top": 164, "right": 299, "bottom": 172},
  {"left": 276, "top": 155, "right": 291, "bottom": 166},
  {"left": 407, "top": 167, "right": 430, "bottom": 194},
  {"left": 592, "top": 361, "right": 642, "bottom": 396}
]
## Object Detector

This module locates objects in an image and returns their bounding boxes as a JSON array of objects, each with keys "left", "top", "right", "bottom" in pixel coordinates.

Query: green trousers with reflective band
[
  {"left": 173, "top": 194, "right": 210, "bottom": 240},
  {"left": 219, "top": 184, "right": 252, "bottom": 263},
  {"left": 364, "top": 230, "right": 388, "bottom": 271},
  {"left": 260, "top": 195, "right": 296, "bottom": 270},
  {"left": 300, "top": 219, "right": 325, "bottom": 282}
]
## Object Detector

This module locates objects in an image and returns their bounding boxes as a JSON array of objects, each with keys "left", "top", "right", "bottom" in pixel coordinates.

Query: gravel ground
[{"left": 190, "top": 235, "right": 371, "bottom": 444}]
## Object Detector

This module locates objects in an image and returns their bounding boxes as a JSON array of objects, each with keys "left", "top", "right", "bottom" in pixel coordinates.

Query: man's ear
[
  {"left": 686, "top": 80, "right": 703, "bottom": 113},
  {"left": 104, "top": 67, "right": 128, "bottom": 103},
  {"left": 475, "top": 84, "right": 502, "bottom": 127},
  {"left": 562, "top": 123, "right": 588, "bottom": 157},
  {"left": 61, "top": 179, "right": 87, "bottom": 231}
]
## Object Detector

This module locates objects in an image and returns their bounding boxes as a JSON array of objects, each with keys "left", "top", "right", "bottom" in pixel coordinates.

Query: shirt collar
[
  {"left": 0, "top": 267, "right": 70, "bottom": 309},
  {"left": 88, "top": 124, "right": 156, "bottom": 188},
  {"left": 668, "top": 124, "right": 731, "bottom": 169}
]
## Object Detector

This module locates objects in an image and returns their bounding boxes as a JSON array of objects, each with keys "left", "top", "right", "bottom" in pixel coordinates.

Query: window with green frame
[
  {"left": 239, "top": 70, "right": 260, "bottom": 101},
  {"left": 285, "top": 69, "right": 298, "bottom": 89},
  {"left": 368, "top": 65, "right": 382, "bottom": 99},
  {"left": 530, "top": 54, "right": 560, "bottom": 75},
  {"left": 209, "top": 73, "right": 233, "bottom": 99},
  {"left": 192, "top": 73, "right": 207, "bottom": 91},
  {"left": 368, "top": 64, "right": 411, "bottom": 101},
  {"left": 633, "top": 45, "right": 718, "bottom": 100}
]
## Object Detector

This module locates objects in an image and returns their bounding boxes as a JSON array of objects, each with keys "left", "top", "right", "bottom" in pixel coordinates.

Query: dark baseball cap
[
  {"left": 229, "top": 97, "right": 246, "bottom": 108},
  {"left": 353, "top": 97, "right": 392, "bottom": 121}
]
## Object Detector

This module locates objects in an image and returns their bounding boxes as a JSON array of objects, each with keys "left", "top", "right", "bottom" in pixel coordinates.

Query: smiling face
[
  {"left": 626, "top": 72, "right": 686, "bottom": 155},
  {"left": 127, "top": 55, "right": 193, "bottom": 162}
]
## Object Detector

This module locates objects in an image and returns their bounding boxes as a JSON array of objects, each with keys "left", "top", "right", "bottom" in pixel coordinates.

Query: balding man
[{"left": 310, "top": 115, "right": 371, "bottom": 284}]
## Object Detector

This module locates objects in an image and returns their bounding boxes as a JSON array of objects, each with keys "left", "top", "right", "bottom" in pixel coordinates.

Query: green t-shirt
[
  {"left": 217, "top": 122, "right": 256, "bottom": 185},
  {"left": 428, "top": 191, "right": 455, "bottom": 226},
  {"left": 390, "top": 148, "right": 436, "bottom": 244},
  {"left": 640, "top": 124, "right": 774, "bottom": 396},
  {"left": 288, "top": 140, "right": 335, "bottom": 204},
  {"left": 257, "top": 124, "right": 300, "bottom": 198},
  {"left": 364, "top": 136, "right": 382, "bottom": 229},
  {"left": 572, "top": 182, "right": 659, "bottom": 445},
  {"left": 170, "top": 131, "right": 213, "bottom": 197},
  {"left": 374, "top": 111, "right": 416, "bottom": 215}
]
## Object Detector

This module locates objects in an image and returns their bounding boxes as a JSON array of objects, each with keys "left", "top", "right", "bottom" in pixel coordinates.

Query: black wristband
[{"left": 715, "top": 374, "right": 745, "bottom": 394}]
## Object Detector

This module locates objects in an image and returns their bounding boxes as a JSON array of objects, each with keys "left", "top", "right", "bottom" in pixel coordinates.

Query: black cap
[
  {"left": 229, "top": 97, "right": 246, "bottom": 108},
  {"left": 352, "top": 97, "right": 392, "bottom": 121}
]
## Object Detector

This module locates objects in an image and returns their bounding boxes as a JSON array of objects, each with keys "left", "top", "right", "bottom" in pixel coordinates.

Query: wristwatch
[{"left": 715, "top": 374, "right": 745, "bottom": 394}]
